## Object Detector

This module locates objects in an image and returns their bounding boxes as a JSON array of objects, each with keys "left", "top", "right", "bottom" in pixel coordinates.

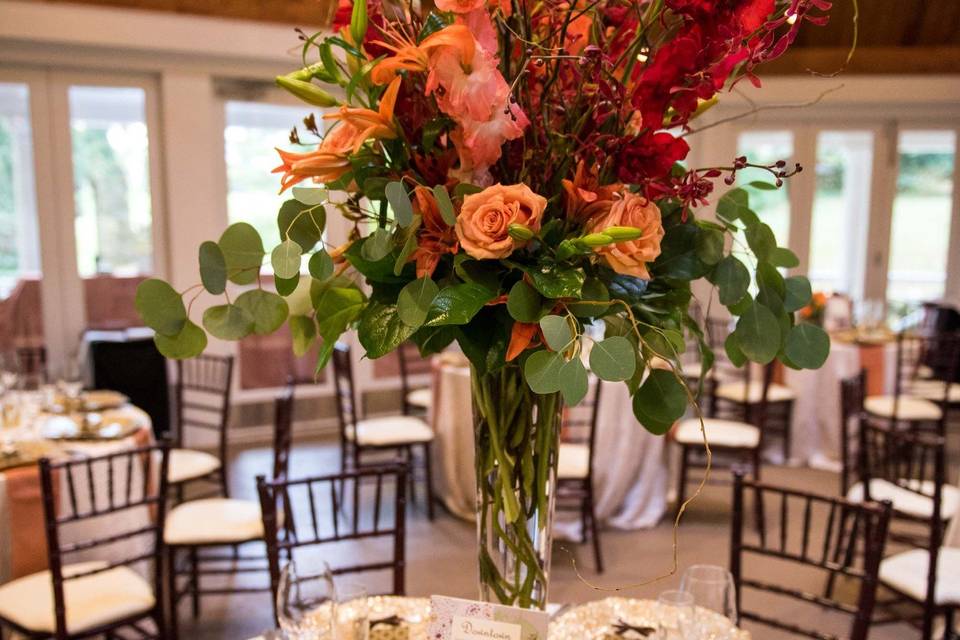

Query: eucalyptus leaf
[
  {"left": 559, "top": 357, "right": 589, "bottom": 405},
  {"left": 398, "top": 277, "right": 439, "bottom": 328},
  {"left": 154, "top": 319, "right": 207, "bottom": 360},
  {"left": 202, "top": 304, "right": 255, "bottom": 340},
  {"left": 289, "top": 315, "right": 316, "bottom": 357},
  {"left": 784, "top": 276, "right": 813, "bottom": 313},
  {"left": 219, "top": 222, "right": 265, "bottom": 285},
  {"left": 523, "top": 350, "right": 564, "bottom": 394},
  {"left": 393, "top": 215, "right": 422, "bottom": 276},
  {"left": 272, "top": 240, "right": 303, "bottom": 280},
  {"left": 714, "top": 256, "right": 750, "bottom": 306},
  {"left": 724, "top": 332, "right": 747, "bottom": 367},
  {"left": 633, "top": 369, "right": 688, "bottom": 425},
  {"left": 235, "top": 289, "right": 289, "bottom": 335},
  {"left": 716, "top": 188, "right": 749, "bottom": 221},
  {"left": 308, "top": 250, "right": 335, "bottom": 281},
  {"left": 747, "top": 181, "right": 778, "bottom": 190},
  {"left": 361, "top": 227, "right": 394, "bottom": 262},
  {"left": 589, "top": 336, "right": 636, "bottom": 381},
  {"left": 539, "top": 315, "right": 572, "bottom": 351},
  {"left": 771, "top": 247, "right": 800, "bottom": 268},
  {"left": 135, "top": 279, "right": 186, "bottom": 337},
  {"left": 424, "top": 283, "right": 495, "bottom": 326},
  {"left": 735, "top": 303, "right": 781, "bottom": 364},
  {"left": 275, "top": 273, "right": 299, "bottom": 297},
  {"left": 433, "top": 184, "right": 457, "bottom": 226},
  {"left": 567, "top": 278, "right": 610, "bottom": 317},
  {"left": 745, "top": 223, "right": 776, "bottom": 262},
  {"left": 198, "top": 241, "right": 227, "bottom": 295},
  {"left": 292, "top": 187, "right": 328, "bottom": 205},
  {"left": 784, "top": 323, "right": 830, "bottom": 369},
  {"left": 278, "top": 200, "right": 326, "bottom": 253},
  {"left": 385, "top": 181, "right": 414, "bottom": 227},
  {"left": 506, "top": 280, "right": 543, "bottom": 323},
  {"left": 694, "top": 228, "right": 724, "bottom": 265}
]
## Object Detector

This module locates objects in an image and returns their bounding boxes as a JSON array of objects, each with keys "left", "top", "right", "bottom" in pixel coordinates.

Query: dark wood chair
[
  {"left": 714, "top": 360, "right": 796, "bottom": 462},
  {"left": 0, "top": 444, "right": 170, "bottom": 639},
  {"left": 674, "top": 363, "right": 774, "bottom": 519},
  {"left": 556, "top": 379, "right": 604, "bottom": 572},
  {"left": 257, "top": 464, "right": 409, "bottom": 626},
  {"left": 331, "top": 342, "right": 435, "bottom": 520},
  {"left": 164, "top": 383, "right": 294, "bottom": 639},
  {"left": 864, "top": 332, "right": 960, "bottom": 436},
  {"left": 397, "top": 341, "right": 431, "bottom": 416},
  {"left": 730, "top": 469, "right": 892, "bottom": 640},
  {"left": 167, "top": 354, "right": 234, "bottom": 500},
  {"left": 859, "top": 420, "right": 959, "bottom": 639},
  {"left": 839, "top": 370, "right": 868, "bottom": 496}
]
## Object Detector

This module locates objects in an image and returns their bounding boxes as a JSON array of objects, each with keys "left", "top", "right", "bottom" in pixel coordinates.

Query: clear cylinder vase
[{"left": 471, "top": 363, "right": 562, "bottom": 610}]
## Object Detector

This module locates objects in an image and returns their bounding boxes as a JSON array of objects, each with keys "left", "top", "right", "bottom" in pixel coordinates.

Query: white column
[
  {"left": 862, "top": 122, "right": 899, "bottom": 309},
  {"left": 944, "top": 126, "right": 960, "bottom": 307}
]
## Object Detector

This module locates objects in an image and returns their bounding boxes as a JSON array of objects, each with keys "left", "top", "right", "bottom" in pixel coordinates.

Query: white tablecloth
[
  {"left": 430, "top": 363, "right": 668, "bottom": 536},
  {"left": 783, "top": 340, "right": 896, "bottom": 469}
]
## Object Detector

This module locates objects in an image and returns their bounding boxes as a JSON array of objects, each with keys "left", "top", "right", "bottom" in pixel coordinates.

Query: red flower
[{"left": 615, "top": 131, "right": 690, "bottom": 184}]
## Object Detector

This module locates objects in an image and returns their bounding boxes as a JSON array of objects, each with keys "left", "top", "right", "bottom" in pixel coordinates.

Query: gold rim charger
[
  {"left": 305, "top": 596, "right": 431, "bottom": 638},
  {"left": 39, "top": 412, "right": 140, "bottom": 441},
  {"left": 549, "top": 597, "right": 749, "bottom": 640},
  {"left": 81, "top": 390, "right": 129, "bottom": 411}
]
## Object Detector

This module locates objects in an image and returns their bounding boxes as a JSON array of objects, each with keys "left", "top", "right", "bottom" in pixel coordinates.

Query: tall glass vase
[{"left": 471, "top": 363, "right": 562, "bottom": 610}]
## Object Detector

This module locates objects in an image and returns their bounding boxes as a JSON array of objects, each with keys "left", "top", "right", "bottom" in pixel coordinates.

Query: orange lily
[
  {"left": 323, "top": 76, "right": 402, "bottom": 153},
  {"left": 370, "top": 24, "right": 476, "bottom": 85},
  {"left": 272, "top": 149, "right": 352, "bottom": 192},
  {"left": 507, "top": 322, "right": 541, "bottom": 361}
]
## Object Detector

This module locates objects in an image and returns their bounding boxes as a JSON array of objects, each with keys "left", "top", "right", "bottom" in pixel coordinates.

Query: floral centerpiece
[{"left": 136, "top": 0, "right": 832, "bottom": 610}]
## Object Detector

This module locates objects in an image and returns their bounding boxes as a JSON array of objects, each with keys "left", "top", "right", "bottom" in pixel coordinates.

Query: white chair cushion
[
  {"left": 167, "top": 448, "right": 221, "bottom": 484},
  {"left": 916, "top": 365, "right": 934, "bottom": 380},
  {"left": 880, "top": 547, "right": 960, "bottom": 606},
  {"left": 675, "top": 418, "right": 760, "bottom": 449},
  {"left": 846, "top": 479, "right": 960, "bottom": 520},
  {"left": 0, "top": 561, "right": 154, "bottom": 634},
  {"left": 348, "top": 416, "right": 434, "bottom": 446},
  {"left": 716, "top": 381, "right": 795, "bottom": 404},
  {"left": 406, "top": 387, "right": 432, "bottom": 409},
  {"left": 558, "top": 443, "right": 590, "bottom": 479},
  {"left": 165, "top": 498, "right": 263, "bottom": 545},
  {"left": 864, "top": 395, "right": 942, "bottom": 421},
  {"left": 907, "top": 380, "right": 960, "bottom": 403}
]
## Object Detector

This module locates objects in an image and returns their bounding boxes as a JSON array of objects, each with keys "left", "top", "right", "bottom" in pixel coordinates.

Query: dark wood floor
[{"left": 174, "top": 434, "right": 958, "bottom": 639}]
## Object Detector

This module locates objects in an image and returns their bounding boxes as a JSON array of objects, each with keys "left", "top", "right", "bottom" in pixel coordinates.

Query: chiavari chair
[
  {"left": 858, "top": 421, "right": 959, "bottom": 639},
  {"left": 164, "top": 383, "right": 294, "bottom": 639},
  {"left": 167, "top": 354, "right": 234, "bottom": 501},
  {"left": 257, "top": 464, "right": 408, "bottom": 626},
  {"left": 557, "top": 379, "right": 604, "bottom": 572},
  {"left": 714, "top": 360, "right": 796, "bottom": 462},
  {"left": 396, "top": 341, "right": 432, "bottom": 416},
  {"left": 839, "top": 370, "right": 868, "bottom": 496},
  {"left": 0, "top": 444, "right": 170, "bottom": 639},
  {"left": 730, "top": 470, "right": 892, "bottom": 640},
  {"left": 331, "top": 342, "right": 435, "bottom": 520}
]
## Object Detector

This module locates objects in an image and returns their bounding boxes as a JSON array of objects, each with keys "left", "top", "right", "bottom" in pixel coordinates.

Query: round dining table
[
  {"left": 0, "top": 390, "right": 153, "bottom": 583},
  {"left": 429, "top": 355, "right": 669, "bottom": 538}
]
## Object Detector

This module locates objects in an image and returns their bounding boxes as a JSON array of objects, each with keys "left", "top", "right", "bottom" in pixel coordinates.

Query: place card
[{"left": 428, "top": 596, "right": 549, "bottom": 640}]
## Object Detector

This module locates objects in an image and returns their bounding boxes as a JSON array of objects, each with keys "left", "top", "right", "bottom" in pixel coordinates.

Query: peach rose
[
  {"left": 586, "top": 191, "right": 664, "bottom": 280},
  {"left": 456, "top": 183, "right": 547, "bottom": 259}
]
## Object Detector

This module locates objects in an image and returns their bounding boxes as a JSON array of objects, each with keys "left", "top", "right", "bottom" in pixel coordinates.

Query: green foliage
[
  {"left": 784, "top": 323, "right": 830, "bottom": 369},
  {"left": 398, "top": 277, "right": 439, "bottom": 328},
  {"left": 219, "top": 222, "right": 264, "bottom": 285},
  {"left": 632, "top": 369, "right": 687, "bottom": 434},
  {"left": 272, "top": 240, "right": 302, "bottom": 280},
  {"left": 203, "top": 304, "right": 255, "bottom": 340},
  {"left": 135, "top": 279, "right": 186, "bottom": 337},
  {"left": 289, "top": 315, "right": 316, "bottom": 357},
  {"left": 154, "top": 320, "right": 207, "bottom": 360},
  {"left": 234, "top": 290, "right": 289, "bottom": 335},
  {"left": 539, "top": 315, "right": 572, "bottom": 351},
  {"left": 424, "top": 283, "right": 495, "bottom": 326},
  {"left": 558, "top": 357, "right": 589, "bottom": 406},
  {"left": 278, "top": 200, "right": 326, "bottom": 253},
  {"left": 198, "top": 241, "right": 227, "bottom": 295},
  {"left": 308, "top": 250, "right": 334, "bottom": 281},
  {"left": 358, "top": 300, "right": 416, "bottom": 358},
  {"left": 589, "top": 336, "right": 636, "bottom": 382},
  {"left": 506, "top": 280, "right": 543, "bottom": 323},
  {"left": 523, "top": 350, "right": 564, "bottom": 394},
  {"left": 385, "top": 181, "right": 414, "bottom": 227}
]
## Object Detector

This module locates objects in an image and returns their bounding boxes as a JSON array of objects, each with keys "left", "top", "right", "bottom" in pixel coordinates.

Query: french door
[{"left": 0, "top": 67, "right": 165, "bottom": 372}]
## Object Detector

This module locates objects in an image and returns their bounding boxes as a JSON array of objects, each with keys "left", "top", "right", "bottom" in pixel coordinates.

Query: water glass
[
  {"left": 333, "top": 583, "right": 368, "bottom": 640},
  {"left": 679, "top": 564, "right": 738, "bottom": 625},
  {"left": 277, "top": 560, "right": 336, "bottom": 639},
  {"left": 657, "top": 590, "right": 696, "bottom": 639}
]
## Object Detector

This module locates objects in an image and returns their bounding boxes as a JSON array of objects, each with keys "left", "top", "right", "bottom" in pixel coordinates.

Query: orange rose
[
  {"left": 455, "top": 183, "right": 546, "bottom": 260},
  {"left": 586, "top": 191, "right": 664, "bottom": 280}
]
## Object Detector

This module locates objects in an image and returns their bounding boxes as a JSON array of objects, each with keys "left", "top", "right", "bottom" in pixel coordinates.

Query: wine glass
[
  {"left": 680, "top": 564, "right": 738, "bottom": 626},
  {"left": 333, "top": 582, "right": 368, "bottom": 640},
  {"left": 277, "top": 560, "right": 337, "bottom": 639},
  {"left": 657, "top": 590, "right": 696, "bottom": 639}
]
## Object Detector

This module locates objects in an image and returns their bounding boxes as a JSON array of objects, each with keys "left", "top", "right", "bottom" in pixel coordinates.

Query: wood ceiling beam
[{"left": 761, "top": 46, "right": 960, "bottom": 76}]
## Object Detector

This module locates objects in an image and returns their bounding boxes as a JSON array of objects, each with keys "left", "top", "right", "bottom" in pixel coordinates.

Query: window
[
  {"left": 887, "top": 130, "right": 956, "bottom": 316},
  {"left": 225, "top": 101, "right": 309, "bottom": 251},
  {"left": 69, "top": 86, "right": 153, "bottom": 278},
  {"left": 808, "top": 131, "right": 873, "bottom": 297},
  {"left": 737, "top": 130, "right": 794, "bottom": 246}
]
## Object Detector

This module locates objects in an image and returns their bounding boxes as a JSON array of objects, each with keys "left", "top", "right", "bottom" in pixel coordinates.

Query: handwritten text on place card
[{"left": 451, "top": 616, "right": 521, "bottom": 640}]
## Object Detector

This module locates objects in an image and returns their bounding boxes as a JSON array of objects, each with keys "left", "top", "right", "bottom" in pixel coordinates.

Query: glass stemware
[
  {"left": 277, "top": 560, "right": 337, "bottom": 639},
  {"left": 657, "top": 590, "right": 696, "bottom": 639},
  {"left": 679, "top": 564, "right": 738, "bottom": 626}
]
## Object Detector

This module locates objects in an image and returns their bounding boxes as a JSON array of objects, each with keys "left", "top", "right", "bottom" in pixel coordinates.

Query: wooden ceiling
[{"left": 21, "top": 0, "right": 960, "bottom": 74}]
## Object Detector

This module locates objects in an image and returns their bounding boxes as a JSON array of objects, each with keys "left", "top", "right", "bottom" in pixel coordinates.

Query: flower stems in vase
[{"left": 472, "top": 364, "right": 561, "bottom": 610}]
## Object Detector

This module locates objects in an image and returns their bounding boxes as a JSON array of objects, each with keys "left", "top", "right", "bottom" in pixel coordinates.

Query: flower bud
[
  {"left": 275, "top": 76, "right": 340, "bottom": 107},
  {"left": 555, "top": 240, "right": 577, "bottom": 261},
  {"left": 580, "top": 233, "right": 615, "bottom": 247},
  {"left": 508, "top": 224, "right": 535, "bottom": 241},
  {"left": 289, "top": 62, "right": 326, "bottom": 82},
  {"left": 603, "top": 226, "right": 645, "bottom": 241}
]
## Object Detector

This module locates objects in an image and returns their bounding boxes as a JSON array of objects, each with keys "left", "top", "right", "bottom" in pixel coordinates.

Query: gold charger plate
[
  {"left": 39, "top": 412, "right": 140, "bottom": 441},
  {"left": 82, "top": 390, "right": 129, "bottom": 411}
]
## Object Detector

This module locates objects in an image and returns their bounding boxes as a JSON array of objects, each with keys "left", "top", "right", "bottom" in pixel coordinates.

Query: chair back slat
[
  {"left": 331, "top": 342, "right": 359, "bottom": 440},
  {"left": 38, "top": 444, "right": 169, "bottom": 638},
  {"left": 174, "top": 354, "right": 233, "bottom": 446},
  {"left": 890, "top": 332, "right": 960, "bottom": 431},
  {"left": 257, "top": 465, "right": 408, "bottom": 625},
  {"left": 730, "top": 471, "right": 891, "bottom": 640},
  {"left": 839, "top": 371, "right": 866, "bottom": 495},
  {"left": 396, "top": 341, "right": 430, "bottom": 415},
  {"left": 272, "top": 382, "right": 296, "bottom": 482}
]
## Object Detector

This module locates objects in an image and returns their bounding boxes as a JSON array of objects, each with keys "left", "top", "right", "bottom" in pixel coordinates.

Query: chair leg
[
  {"left": 167, "top": 547, "right": 180, "bottom": 640},
  {"left": 406, "top": 446, "right": 418, "bottom": 507},
  {"left": 752, "top": 448, "right": 764, "bottom": 533},
  {"left": 423, "top": 442, "right": 435, "bottom": 521},
  {"left": 943, "top": 607, "right": 956, "bottom": 640},
  {"left": 189, "top": 546, "right": 201, "bottom": 619},
  {"left": 675, "top": 446, "right": 689, "bottom": 518},
  {"left": 588, "top": 488, "right": 604, "bottom": 574}
]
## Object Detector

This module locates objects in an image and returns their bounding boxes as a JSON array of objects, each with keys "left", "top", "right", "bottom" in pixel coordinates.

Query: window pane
[
  {"left": 809, "top": 131, "right": 873, "bottom": 296},
  {"left": 225, "top": 101, "right": 308, "bottom": 251},
  {"left": 69, "top": 86, "right": 153, "bottom": 278},
  {"left": 0, "top": 82, "right": 45, "bottom": 360},
  {"left": 887, "top": 130, "right": 955, "bottom": 317},
  {"left": 737, "top": 131, "right": 794, "bottom": 246}
]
